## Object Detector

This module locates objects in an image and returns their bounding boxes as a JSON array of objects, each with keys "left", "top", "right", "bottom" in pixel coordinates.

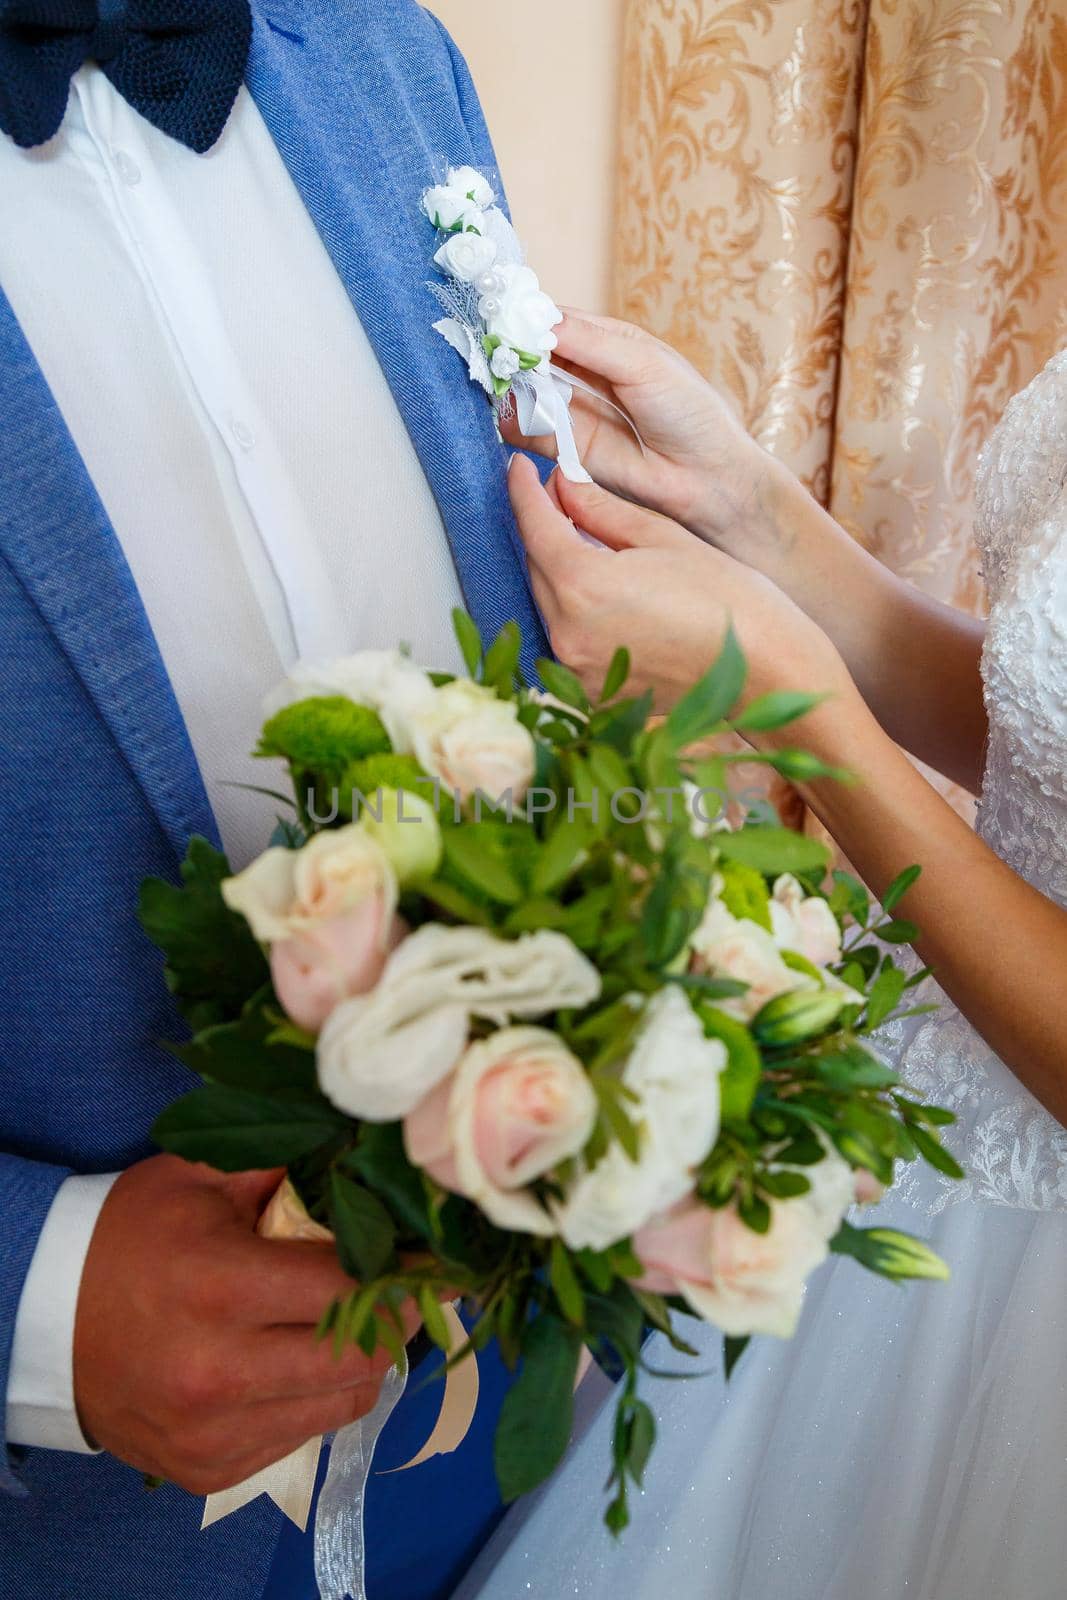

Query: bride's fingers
[
  {"left": 498, "top": 408, "right": 559, "bottom": 459},
  {"left": 554, "top": 308, "right": 670, "bottom": 389},
  {"left": 507, "top": 455, "right": 591, "bottom": 615},
  {"left": 554, "top": 472, "right": 684, "bottom": 553}
]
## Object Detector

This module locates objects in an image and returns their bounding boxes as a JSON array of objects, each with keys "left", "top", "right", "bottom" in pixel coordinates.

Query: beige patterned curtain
[{"left": 615, "top": 0, "right": 1067, "bottom": 621}]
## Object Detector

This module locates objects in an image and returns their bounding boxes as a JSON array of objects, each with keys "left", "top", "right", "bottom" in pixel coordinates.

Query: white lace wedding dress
[{"left": 467, "top": 351, "right": 1067, "bottom": 1600}]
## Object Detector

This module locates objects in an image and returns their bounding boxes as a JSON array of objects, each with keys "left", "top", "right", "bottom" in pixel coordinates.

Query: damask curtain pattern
[{"left": 614, "top": 0, "right": 1067, "bottom": 615}]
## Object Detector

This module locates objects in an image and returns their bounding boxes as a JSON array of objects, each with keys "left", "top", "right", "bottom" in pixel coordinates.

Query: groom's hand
[{"left": 72, "top": 1155, "right": 417, "bottom": 1495}]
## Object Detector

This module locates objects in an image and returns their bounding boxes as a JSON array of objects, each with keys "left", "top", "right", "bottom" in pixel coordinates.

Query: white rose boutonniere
[{"left": 422, "top": 161, "right": 593, "bottom": 483}]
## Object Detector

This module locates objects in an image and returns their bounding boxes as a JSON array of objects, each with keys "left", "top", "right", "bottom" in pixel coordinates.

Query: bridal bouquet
[{"left": 144, "top": 613, "right": 959, "bottom": 1532}]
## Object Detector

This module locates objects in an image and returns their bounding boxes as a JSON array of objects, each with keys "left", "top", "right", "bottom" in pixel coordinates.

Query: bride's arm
[
  {"left": 508, "top": 459, "right": 1067, "bottom": 1129},
  {"left": 789, "top": 691, "right": 1067, "bottom": 1126},
  {"left": 717, "top": 463, "right": 989, "bottom": 795},
  {"left": 504, "top": 310, "right": 988, "bottom": 793}
]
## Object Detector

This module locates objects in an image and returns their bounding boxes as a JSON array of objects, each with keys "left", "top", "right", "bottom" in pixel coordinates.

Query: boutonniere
[{"left": 423, "top": 164, "right": 593, "bottom": 483}]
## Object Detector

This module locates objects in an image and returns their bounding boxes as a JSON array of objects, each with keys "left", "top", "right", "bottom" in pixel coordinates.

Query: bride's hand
[
  {"left": 500, "top": 309, "right": 779, "bottom": 556},
  {"left": 507, "top": 456, "right": 853, "bottom": 722}
]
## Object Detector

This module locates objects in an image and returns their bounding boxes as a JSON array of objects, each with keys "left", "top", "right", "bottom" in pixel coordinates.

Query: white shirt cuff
[{"left": 6, "top": 1172, "right": 120, "bottom": 1452}]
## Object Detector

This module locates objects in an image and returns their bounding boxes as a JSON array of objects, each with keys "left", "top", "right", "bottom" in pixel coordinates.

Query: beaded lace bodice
[{"left": 886, "top": 347, "right": 1067, "bottom": 1213}]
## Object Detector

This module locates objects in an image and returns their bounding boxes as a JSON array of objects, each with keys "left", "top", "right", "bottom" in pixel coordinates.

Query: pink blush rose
[{"left": 270, "top": 896, "right": 404, "bottom": 1032}]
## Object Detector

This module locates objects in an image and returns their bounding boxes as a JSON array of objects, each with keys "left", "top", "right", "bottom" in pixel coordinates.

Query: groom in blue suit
[{"left": 0, "top": 3, "right": 548, "bottom": 1595}]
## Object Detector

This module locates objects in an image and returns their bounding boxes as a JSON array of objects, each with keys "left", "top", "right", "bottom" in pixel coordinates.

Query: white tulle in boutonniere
[{"left": 423, "top": 164, "right": 593, "bottom": 483}]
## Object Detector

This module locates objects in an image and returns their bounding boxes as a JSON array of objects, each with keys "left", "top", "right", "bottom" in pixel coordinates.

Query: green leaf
[
  {"left": 531, "top": 815, "right": 589, "bottom": 894},
  {"left": 482, "top": 621, "right": 522, "bottom": 694},
  {"left": 865, "top": 964, "right": 907, "bottom": 1031},
  {"left": 697, "top": 1005, "right": 761, "bottom": 1121},
  {"left": 882, "top": 864, "right": 922, "bottom": 913},
  {"left": 152, "top": 1083, "right": 347, "bottom": 1171},
  {"left": 758, "top": 1169, "right": 812, "bottom": 1199},
  {"left": 830, "top": 1220, "right": 950, "bottom": 1281},
  {"left": 550, "top": 1239, "right": 586, "bottom": 1325},
  {"left": 729, "top": 690, "right": 825, "bottom": 733},
  {"left": 875, "top": 918, "right": 919, "bottom": 945},
  {"left": 909, "top": 1124, "right": 965, "bottom": 1180},
  {"left": 494, "top": 1314, "right": 582, "bottom": 1501},
  {"left": 815, "top": 1043, "right": 899, "bottom": 1091},
  {"left": 716, "top": 859, "right": 773, "bottom": 931},
  {"left": 600, "top": 647, "right": 631, "bottom": 703},
  {"left": 345, "top": 1123, "right": 434, "bottom": 1240},
  {"left": 418, "top": 1285, "right": 452, "bottom": 1351},
  {"left": 738, "top": 1191, "right": 771, "bottom": 1233},
  {"left": 327, "top": 1170, "right": 398, "bottom": 1282},
  {"left": 590, "top": 689, "right": 654, "bottom": 754},
  {"left": 170, "top": 1016, "right": 317, "bottom": 1096},
  {"left": 723, "top": 1335, "right": 750, "bottom": 1379},
  {"left": 442, "top": 828, "right": 525, "bottom": 905},
  {"left": 139, "top": 837, "right": 270, "bottom": 1030},
  {"left": 830, "top": 869, "right": 869, "bottom": 927},
  {"left": 713, "top": 826, "right": 830, "bottom": 878},
  {"left": 666, "top": 627, "right": 746, "bottom": 747},
  {"left": 536, "top": 657, "right": 590, "bottom": 712},
  {"left": 453, "top": 608, "right": 483, "bottom": 678}
]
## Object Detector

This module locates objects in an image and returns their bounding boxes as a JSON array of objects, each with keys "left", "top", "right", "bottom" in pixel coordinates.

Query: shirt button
[
  {"left": 230, "top": 418, "right": 255, "bottom": 451},
  {"left": 112, "top": 149, "right": 141, "bottom": 187}
]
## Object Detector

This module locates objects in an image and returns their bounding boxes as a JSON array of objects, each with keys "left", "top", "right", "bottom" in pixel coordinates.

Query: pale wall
[{"left": 430, "top": 0, "right": 624, "bottom": 312}]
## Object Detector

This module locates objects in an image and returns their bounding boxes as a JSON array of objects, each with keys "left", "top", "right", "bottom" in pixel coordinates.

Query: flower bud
[
  {"left": 753, "top": 986, "right": 846, "bottom": 1046},
  {"left": 360, "top": 786, "right": 442, "bottom": 884}
]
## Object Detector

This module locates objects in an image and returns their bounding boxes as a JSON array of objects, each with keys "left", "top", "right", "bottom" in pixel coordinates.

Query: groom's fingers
[
  {"left": 221, "top": 1236, "right": 363, "bottom": 1325},
  {"left": 240, "top": 1327, "right": 398, "bottom": 1402}
]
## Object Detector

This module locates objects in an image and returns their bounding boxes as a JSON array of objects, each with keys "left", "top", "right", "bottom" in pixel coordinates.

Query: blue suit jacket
[{"left": 0, "top": 4, "right": 548, "bottom": 1595}]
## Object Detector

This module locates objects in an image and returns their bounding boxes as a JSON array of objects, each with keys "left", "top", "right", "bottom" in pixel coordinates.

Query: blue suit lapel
[
  {"left": 0, "top": 288, "right": 219, "bottom": 860},
  {"left": 248, "top": 4, "right": 550, "bottom": 678}
]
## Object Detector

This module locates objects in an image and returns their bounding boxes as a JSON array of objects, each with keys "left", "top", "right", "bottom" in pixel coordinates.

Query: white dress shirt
[{"left": 1, "top": 69, "right": 467, "bottom": 1451}]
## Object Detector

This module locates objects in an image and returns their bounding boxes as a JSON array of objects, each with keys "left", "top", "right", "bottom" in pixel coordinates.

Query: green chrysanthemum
[
  {"left": 718, "top": 859, "right": 773, "bottom": 930},
  {"left": 339, "top": 752, "right": 450, "bottom": 821},
  {"left": 257, "top": 697, "right": 391, "bottom": 784}
]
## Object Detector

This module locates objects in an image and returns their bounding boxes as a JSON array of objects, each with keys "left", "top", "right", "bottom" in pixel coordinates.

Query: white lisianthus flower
[
  {"left": 690, "top": 893, "right": 813, "bottom": 1023},
  {"left": 490, "top": 344, "right": 522, "bottom": 382},
  {"left": 405, "top": 1027, "right": 597, "bottom": 1236},
  {"left": 769, "top": 874, "right": 843, "bottom": 967},
  {"left": 482, "top": 264, "right": 561, "bottom": 358},
  {"left": 434, "top": 232, "right": 499, "bottom": 284},
  {"left": 222, "top": 824, "right": 397, "bottom": 944},
  {"left": 408, "top": 679, "right": 536, "bottom": 804},
  {"left": 552, "top": 987, "right": 727, "bottom": 1252},
  {"left": 263, "top": 648, "right": 436, "bottom": 754},
  {"left": 317, "top": 924, "right": 601, "bottom": 1121},
  {"left": 446, "top": 165, "right": 497, "bottom": 209}
]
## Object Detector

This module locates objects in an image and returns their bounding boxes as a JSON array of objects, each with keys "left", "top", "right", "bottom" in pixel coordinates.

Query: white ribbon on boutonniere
[
  {"left": 202, "top": 1180, "right": 480, "bottom": 1599},
  {"left": 424, "top": 165, "right": 639, "bottom": 486}
]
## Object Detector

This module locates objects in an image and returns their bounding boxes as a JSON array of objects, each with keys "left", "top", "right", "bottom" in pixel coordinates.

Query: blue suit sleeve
[{"left": 0, "top": 1154, "right": 73, "bottom": 1493}]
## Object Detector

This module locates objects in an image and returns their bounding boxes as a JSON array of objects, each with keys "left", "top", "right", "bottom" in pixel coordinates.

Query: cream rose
[
  {"left": 263, "top": 648, "right": 436, "bottom": 753},
  {"left": 481, "top": 264, "right": 561, "bottom": 358},
  {"left": 769, "top": 874, "right": 843, "bottom": 967},
  {"left": 222, "top": 825, "right": 397, "bottom": 944},
  {"left": 434, "top": 232, "right": 498, "bottom": 284},
  {"left": 316, "top": 924, "right": 601, "bottom": 1122},
  {"left": 552, "top": 987, "right": 727, "bottom": 1252},
  {"left": 222, "top": 826, "right": 401, "bottom": 1031},
  {"left": 633, "top": 1151, "right": 854, "bottom": 1338},
  {"left": 408, "top": 679, "right": 536, "bottom": 804},
  {"left": 404, "top": 1027, "right": 597, "bottom": 1235},
  {"left": 690, "top": 894, "right": 813, "bottom": 1023}
]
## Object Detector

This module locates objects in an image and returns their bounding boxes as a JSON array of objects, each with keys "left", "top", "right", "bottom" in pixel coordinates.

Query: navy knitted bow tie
[{"left": 0, "top": 0, "right": 252, "bottom": 152}]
